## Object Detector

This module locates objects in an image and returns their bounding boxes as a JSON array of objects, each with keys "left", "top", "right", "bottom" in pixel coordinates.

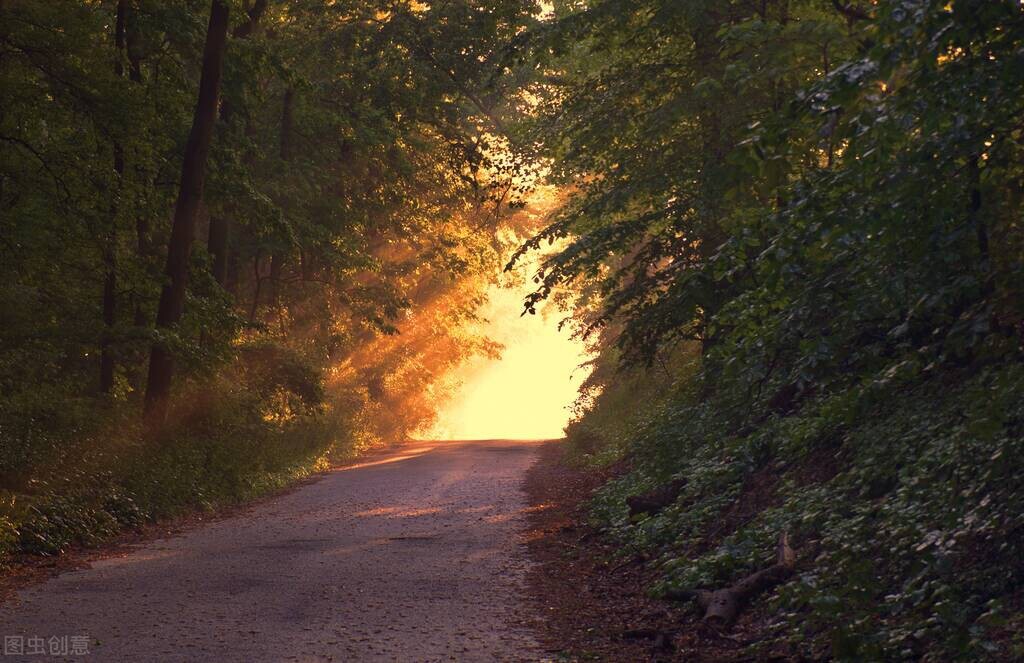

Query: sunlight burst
[{"left": 420, "top": 273, "right": 592, "bottom": 441}]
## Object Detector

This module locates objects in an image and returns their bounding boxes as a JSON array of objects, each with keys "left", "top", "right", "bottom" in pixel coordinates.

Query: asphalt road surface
[{"left": 0, "top": 440, "right": 547, "bottom": 662}]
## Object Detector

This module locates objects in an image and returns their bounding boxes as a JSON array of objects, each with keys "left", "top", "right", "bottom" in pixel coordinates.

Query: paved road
[{"left": 0, "top": 440, "right": 546, "bottom": 662}]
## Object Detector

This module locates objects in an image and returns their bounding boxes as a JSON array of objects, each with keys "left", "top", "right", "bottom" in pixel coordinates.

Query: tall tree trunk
[
  {"left": 101, "top": 0, "right": 128, "bottom": 394},
  {"left": 125, "top": 0, "right": 150, "bottom": 331},
  {"left": 691, "top": 18, "right": 728, "bottom": 357},
  {"left": 207, "top": 0, "right": 270, "bottom": 288},
  {"left": 143, "top": 0, "right": 230, "bottom": 424}
]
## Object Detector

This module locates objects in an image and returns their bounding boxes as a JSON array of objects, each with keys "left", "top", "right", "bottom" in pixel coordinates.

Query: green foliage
[
  {"left": 0, "top": 0, "right": 545, "bottom": 563},
  {"left": 580, "top": 363, "right": 1024, "bottom": 660},
  {"left": 563, "top": 341, "right": 700, "bottom": 468},
  {"left": 0, "top": 0, "right": 541, "bottom": 419},
  {"left": 526, "top": 0, "right": 1024, "bottom": 660}
]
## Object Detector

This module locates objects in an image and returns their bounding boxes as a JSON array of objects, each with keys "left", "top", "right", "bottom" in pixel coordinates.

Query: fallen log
[
  {"left": 666, "top": 533, "right": 795, "bottom": 629},
  {"left": 626, "top": 478, "right": 687, "bottom": 517}
]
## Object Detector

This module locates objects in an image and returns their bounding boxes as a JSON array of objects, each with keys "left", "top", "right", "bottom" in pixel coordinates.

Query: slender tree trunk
[
  {"left": 280, "top": 88, "right": 295, "bottom": 163},
  {"left": 249, "top": 254, "right": 263, "bottom": 323},
  {"left": 122, "top": 2, "right": 153, "bottom": 397},
  {"left": 133, "top": 215, "right": 150, "bottom": 328},
  {"left": 100, "top": 253, "right": 117, "bottom": 392},
  {"left": 208, "top": 213, "right": 229, "bottom": 285},
  {"left": 268, "top": 88, "right": 294, "bottom": 317},
  {"left": 125, "top": 2, "right": 150, "bottom": 330},
  {"left": 207, "top": 0, "right": 269, "bottom": 288},
  {"left": 268, "top": 251, "right": 283, "bottom": 315},
  {"left": 691, "top": 19, "right": 728, "bottom": 356},
  {"left": 101, "top": 0, "right": 128, "bottom": 394},
  {"left": 143, "top": 0, "right": 230, "bottom": 424}
]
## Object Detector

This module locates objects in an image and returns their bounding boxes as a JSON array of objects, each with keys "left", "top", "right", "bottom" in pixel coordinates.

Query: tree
[
  {"left": 143, "top": 0, "right": 230, "bottom": 424},
  {"left": 510, "top": 0, "right": 852, "bottom": 362}
]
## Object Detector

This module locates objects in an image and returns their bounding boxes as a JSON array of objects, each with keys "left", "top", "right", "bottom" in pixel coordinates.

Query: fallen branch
[{"left": 666, "top": 533, "right": 796, "bottom": 630}]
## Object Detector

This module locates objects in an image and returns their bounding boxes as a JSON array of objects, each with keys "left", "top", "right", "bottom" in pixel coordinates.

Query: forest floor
[
  {"left": 523, "top": 441, "right": 785, "bottom": 663},
  {"left": 0, "top": 440, "right": 545, "bottom": 662}
]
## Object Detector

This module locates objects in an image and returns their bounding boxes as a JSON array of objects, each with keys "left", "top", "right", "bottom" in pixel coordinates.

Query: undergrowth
[
  {"left": 0, "top": 340, "right": 363, "bottom": 563},
  {"left": 570, "top": 358, "right": 1024, "bottom": 661}
]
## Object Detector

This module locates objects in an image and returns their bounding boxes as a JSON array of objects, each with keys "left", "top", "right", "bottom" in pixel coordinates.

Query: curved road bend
[{"left": 0, "top": 439, "right": 547, "bottom": 662}]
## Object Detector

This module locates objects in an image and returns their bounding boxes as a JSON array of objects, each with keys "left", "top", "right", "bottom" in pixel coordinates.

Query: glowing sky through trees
[{"left": 423, "top": 269, "right": 592, "bottom": 441}]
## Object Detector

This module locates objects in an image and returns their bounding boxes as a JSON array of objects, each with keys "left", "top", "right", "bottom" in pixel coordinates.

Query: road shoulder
[{"left": 523, "top": 441, "right": 692, "bottom": 661}]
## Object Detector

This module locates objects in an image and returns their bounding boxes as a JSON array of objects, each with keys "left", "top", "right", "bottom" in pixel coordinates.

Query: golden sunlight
[{"left": 420, "top": 268, "right": 592, "bottom": 441}]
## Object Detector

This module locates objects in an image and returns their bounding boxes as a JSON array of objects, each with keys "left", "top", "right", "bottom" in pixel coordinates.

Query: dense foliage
[
  {"left": 0, "top": 0, "right": 540, "bottom": 558},
  {"left": 520, "top": 0, "right": 1024, "bottom": 659}
]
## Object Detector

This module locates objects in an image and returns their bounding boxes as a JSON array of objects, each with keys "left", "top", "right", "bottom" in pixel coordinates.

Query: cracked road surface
[{"left": 0, "top": 440, "right": 547, "bottom": 662}]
